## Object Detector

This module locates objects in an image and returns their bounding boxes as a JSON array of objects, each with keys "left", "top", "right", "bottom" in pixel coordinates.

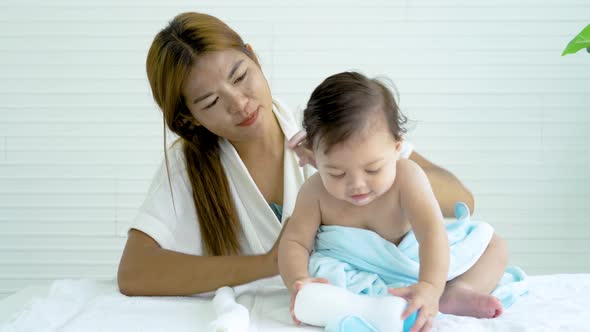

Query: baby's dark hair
[{"left": 303, "top": 71, "right": 407, "bottom": 154}]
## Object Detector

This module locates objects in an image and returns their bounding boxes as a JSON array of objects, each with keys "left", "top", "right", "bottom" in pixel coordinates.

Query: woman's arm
[
  {"left": 117, "top": 229, "right": 279, "bottom": 296},
  {"left": 408, "top": 151, "right": 475, "bottom": 217}
]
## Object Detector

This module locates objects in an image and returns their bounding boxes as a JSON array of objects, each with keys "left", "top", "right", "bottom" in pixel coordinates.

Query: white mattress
[{"left": 1, "top": 273, "right": 588, "bottom": 332}]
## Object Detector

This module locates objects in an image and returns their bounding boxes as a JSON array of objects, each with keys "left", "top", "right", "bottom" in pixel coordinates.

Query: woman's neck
[
  {"left": 232, "top": 114, "right": 284, "bottom": 162},
  {"left": 233, "top": 114, "right": 285, "bottom": 205}
]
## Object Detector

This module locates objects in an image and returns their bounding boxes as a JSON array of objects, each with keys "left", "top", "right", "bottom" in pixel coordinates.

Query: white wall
[{"left": 1, "top": 0, "right": 589, "bottom": 299}]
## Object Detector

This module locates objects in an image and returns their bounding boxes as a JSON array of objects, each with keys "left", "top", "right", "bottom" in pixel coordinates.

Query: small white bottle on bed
[{"left": 294, "top": 283, "right": 416, "bottom": 332}]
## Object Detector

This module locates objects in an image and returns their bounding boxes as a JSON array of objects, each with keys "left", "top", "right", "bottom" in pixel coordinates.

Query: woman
[{"left": 117, "top": 12, "right": 478, "bottom": 296}]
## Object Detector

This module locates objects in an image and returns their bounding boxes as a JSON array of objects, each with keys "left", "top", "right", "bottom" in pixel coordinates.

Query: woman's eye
[
  {"left": 366, "top": 168, "right": 381, "bottom": 174},
  {"left": 204, "top": 97, "right": 218, "bottom": 109},
  {"left": 234, "top": 70, "right": 248, "bottom": 84}
]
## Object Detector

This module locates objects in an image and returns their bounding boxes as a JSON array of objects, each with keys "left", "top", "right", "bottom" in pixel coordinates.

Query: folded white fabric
[
  {"left": 0, "top": 279, "right": 106, "bottom": 332},
  {"left": 0, "top": 279, "right": 218, "bottom": 332},
  {"left": 2, "top": 274, "right": 590, "bottom": 332},
  {"left": 209, "top": 287, "right": 250, "bottom": 332}
]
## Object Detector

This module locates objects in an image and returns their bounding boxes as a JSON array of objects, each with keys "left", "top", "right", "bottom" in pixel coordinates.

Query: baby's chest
[{"left": 321, "top": 203, "right": 410, "bottom": 245}]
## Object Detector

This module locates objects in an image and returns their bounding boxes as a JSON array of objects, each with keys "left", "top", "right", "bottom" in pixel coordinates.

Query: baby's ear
[{"left": 394, "top": 140, "right": 402, "bottom": 152}]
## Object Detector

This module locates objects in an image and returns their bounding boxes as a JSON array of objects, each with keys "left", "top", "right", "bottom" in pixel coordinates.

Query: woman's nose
[{"left": 227, "top": 89, "right": 248, "bottom": 115}]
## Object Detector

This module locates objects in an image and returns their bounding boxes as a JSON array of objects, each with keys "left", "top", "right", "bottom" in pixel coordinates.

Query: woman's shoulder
[
  {"left": 132, "top": 138, "right": 202, "bottom": 253},
  {"left": 145, "top": 139, "right": 190, "bottom": 195},
  {"left": 166, "top": 139, "right": 188, "bottom": 173}
]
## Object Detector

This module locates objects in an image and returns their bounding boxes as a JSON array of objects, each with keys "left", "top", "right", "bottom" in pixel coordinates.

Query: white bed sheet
[{"left": 1, "top": 274, "right": 588, "bottom": 332}]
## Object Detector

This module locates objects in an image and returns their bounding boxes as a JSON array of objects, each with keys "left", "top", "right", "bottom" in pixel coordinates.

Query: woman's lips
[{"left": 237, "top": 108, "right": 260, "bottom": 127}]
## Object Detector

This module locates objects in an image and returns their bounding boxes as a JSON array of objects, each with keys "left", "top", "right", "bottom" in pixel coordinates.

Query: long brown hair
[
  {"left": 146, "top": 12, "right": 255, "bottom": 256},
  {"left": 303, "top": 71, "right": 407, "bottom": 154}
]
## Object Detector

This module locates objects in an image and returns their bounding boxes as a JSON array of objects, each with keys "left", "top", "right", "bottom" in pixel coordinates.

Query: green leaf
[{"left": 562, "top": 24, "right": 590, "bottom": 56}]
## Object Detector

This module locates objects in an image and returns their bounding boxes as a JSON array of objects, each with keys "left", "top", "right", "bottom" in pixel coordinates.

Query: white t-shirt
[{"left": 131, "top": 100, "right": 414, "bottom": 256}]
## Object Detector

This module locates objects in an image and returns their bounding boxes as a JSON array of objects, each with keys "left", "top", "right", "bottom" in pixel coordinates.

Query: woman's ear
[
  {"left": 177, "top": 113, "right": 201, "bottom": 128},
  {"left": 191, "top": 117, "right": 201, "bottom": 127},
  {"left": 244, "top": 43, "right": 261, "bottom": 66}
]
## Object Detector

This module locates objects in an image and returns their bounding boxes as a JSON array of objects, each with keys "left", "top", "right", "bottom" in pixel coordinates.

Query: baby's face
[{"left": 315, "top": 121, "right": 401, "bottom": 207}]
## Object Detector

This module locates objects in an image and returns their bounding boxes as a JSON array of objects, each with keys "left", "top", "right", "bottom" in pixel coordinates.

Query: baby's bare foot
[{"left": 439, "top": 285, "right": 503, "bottom": 318}]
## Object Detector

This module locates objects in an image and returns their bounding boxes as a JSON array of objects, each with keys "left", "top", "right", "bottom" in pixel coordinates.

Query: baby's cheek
[
  {"left": 325, "top": 179, "right": 340, "bottom": 193},
  {"left": 326, "top": 180, "right": 345, "bottom": 198}
]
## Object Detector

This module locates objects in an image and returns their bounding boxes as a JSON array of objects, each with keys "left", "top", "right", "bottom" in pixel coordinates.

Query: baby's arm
[
  {"left": 391, "top": 159, "right": 450, "bottom": 330},
  {"left": 398, "top": 159, "right": 449, "bottom": 293},
  {"left": 278, "top": 175, "right": 323, "bottom": 292}
]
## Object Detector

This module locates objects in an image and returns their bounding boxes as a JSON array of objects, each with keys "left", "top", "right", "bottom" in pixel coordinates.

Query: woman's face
[{"left": 182, "top": 47, "right": 274, "bottom": 143}]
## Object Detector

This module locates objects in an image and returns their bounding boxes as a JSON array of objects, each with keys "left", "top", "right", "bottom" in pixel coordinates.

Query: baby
[{"left": 278, "top": 72, "right": 509, "bottom": 332}]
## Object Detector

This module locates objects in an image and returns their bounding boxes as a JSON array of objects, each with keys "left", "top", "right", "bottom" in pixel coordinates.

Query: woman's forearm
[
  {"left": 118, "top": 245, "right": 276, "bottom": 296},
  {"left": 408, "top": 151, "right": 474, "bottom": 217},
  {"left": 423, "top": 166, "right": 475, "bottom": 217}
]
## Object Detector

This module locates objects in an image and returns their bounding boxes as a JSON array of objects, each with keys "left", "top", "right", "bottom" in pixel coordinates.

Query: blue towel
[{"left": 309, "top": 203, "right": 528, "bottom": 309}]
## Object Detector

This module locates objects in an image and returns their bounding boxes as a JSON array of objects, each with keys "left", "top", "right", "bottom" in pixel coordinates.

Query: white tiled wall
[{"left": 1, "top": 0, "right": 589, "bottom": 298}]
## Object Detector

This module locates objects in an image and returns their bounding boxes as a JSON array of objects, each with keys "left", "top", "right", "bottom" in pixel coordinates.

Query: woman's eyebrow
[{"left": 228, "top": 59, "right": 244, "bottom": 79}]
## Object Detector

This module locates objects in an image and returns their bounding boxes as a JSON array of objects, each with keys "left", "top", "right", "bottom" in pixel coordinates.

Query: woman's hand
[
  {"left": 287, "top": 131, "right": 316, "bottom": 168},
  {"left": 289, "top": 277, "right": 330, "bottom": 325},
  {"left": 388, "top": 281, "right": 442, "bottom": 332}
]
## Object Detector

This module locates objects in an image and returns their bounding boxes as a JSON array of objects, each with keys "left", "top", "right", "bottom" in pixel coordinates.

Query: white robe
[{"left": 131, "top": 99, "right": 413, "bottom": 256}]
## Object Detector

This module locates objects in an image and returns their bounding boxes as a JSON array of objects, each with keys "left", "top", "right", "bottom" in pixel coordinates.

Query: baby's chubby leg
[
  {"left": 439, "top": 233, "right": 508, "bottom": 318},
  {"left": 294, "top": 283, "right": 415, "bottom": 331}
]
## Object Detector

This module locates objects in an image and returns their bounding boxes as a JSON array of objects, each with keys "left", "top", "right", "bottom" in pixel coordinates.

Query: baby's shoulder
[
  {"left": 396, "top": 157, "right": 422, "bottom": 175},
  {"left": 298, "top": 172, "right": 324, "bottom": 198},
  {"left": 395, "top": 158, "right": 428, "bottom": 187}
]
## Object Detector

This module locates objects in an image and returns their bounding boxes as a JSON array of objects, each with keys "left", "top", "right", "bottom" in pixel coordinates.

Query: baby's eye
[
  {"left": 329, "top": 173, "right": 345, "bottom": 179},
  {"left": 366, "top": 168, "right": 381, "bottom": 175}
]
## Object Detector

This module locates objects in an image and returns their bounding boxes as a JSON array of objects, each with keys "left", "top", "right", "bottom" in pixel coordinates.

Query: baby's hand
[
  {"left": 289, "top": 277, "right": 330, "bottom": 325},
  {"left": 388, "top": 281, "right": 442, "bottom": 332}
]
